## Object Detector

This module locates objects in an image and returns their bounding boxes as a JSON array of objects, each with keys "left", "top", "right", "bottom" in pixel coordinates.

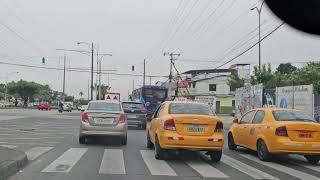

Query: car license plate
[
  {"left": 187, "top": 125, "right": 205, "bottom": 132},
  {"left": 298, "top": 132, "right": 312, "bottom": 138},
  {"left": 94, "top": 118, "right": 114, "bottom": 124}
]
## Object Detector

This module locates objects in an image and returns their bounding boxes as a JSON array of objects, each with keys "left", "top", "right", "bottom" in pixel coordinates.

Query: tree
[
  {"left": 227, "top": 72, "right": 245, "bottom": 91},
  {"left": 64, "top": 95, "right": 74, "bottom": 102},
  {"left": 79, "top": 91, "right": 84, "bottom": 97},
  {"left": 7, "top": 80, "right": 39, "bottom": 106},
  {"left": 250, "top": 64, "right": 276, "bottom": 88},
  {"left": 276, "top": 63, "right": 297, "bottom": 74}
]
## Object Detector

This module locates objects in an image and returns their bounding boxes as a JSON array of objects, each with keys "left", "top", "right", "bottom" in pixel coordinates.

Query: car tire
[
  {"left": 228, "top": 133, "right": 237, "bottom": 150},
  {"left": 79, "top": 137, "right": 86, "bottom": 144},
  {"left": 257, "top": 140, "right": 272, "bottom": 161},
  {"left": 210, "top": 150, "right": 222, "bottom": 162},
  {"left": 121, "top": 135, "right": 127, "bottom": 145},
  {"left": 155, "top": 136, "right": 165, "bottom": 160},
  {"left": 147, "top": 131, "right": 154, "bottom": 149},
  {"left": 304, "top": 155, "right": 320, "bottom": 164}
]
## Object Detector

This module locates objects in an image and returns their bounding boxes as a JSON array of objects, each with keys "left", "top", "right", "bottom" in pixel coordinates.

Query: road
[{"left": 0, "top": 109, "right": 319, "bottom": 180}]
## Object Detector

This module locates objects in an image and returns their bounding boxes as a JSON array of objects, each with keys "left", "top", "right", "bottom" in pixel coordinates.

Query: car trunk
[
  {"left": 86, "top": 111, "right": 122, "bottom": 126},
  {"left": 284, "top": 122, "right": 320, "bottom": 142},
  {"left": 173, "top": 114, "right": 218, "bottom": 136}
]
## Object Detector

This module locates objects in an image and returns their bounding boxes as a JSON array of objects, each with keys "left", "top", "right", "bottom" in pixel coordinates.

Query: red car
[{"left": 38, "top": 103, "right": 50, "bottom": 110}]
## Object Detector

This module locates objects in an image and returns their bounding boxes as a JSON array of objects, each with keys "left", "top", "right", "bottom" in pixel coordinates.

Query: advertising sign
[{"left": 235, "top": 84, "right": 263, "bottom": 116}]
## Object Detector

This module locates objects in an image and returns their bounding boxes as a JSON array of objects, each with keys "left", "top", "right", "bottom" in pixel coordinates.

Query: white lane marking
[
  {"left": 140, "top": 150, "right": 177, "bottom": 176},
  {"left": 0, "top": 137, "right": 64, "bottom": 140},
  {"left": 26, "top": 147, "right": 53, "bottom": 160},
  {"left": 42, "top": 148, "right": 87, "bottom": 173},
  {"left": 0, "top": 145, "right": 17, "bottom": 149},
  {"left": 184, "top": 158, "right": 228, "bottom": 178},
  {"left": 99, "top": 149, "right": 126, "bottom": 174},
  {"left": 240, "top": 154, "right": 320, "bottom": 180},
  {"left": 0, "top": 142, "right": 59, "bottom": 145},
  {"left": 222, "top": 155, "right": 278, "bottom": 180}
]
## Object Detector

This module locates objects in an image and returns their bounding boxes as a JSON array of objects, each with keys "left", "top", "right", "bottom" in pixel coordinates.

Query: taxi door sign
[{"left": 104, "top": 93, "right": 120, "bottom": 101}]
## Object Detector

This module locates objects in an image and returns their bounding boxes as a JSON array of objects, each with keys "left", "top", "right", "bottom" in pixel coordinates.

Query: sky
[{"left": 0, "top": 0, "right": 319, "bottom": 100}]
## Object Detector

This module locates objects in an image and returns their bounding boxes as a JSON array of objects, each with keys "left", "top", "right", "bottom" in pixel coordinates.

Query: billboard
[
  {"left": 235, "top": 84, "right": 263, "bottom": 116},
  {"left": 276, "top": 85, "right": 314, "bottom": 116}
]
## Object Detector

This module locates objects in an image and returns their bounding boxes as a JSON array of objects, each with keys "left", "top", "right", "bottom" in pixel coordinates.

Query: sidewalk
[{"left": 0, "top": 147, "right": 28, "bottom": 180}]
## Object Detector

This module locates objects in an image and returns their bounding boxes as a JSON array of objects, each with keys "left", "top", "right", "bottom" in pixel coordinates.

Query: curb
[{"left": 0, "top": 149, "right": 28, "bottom": 180}]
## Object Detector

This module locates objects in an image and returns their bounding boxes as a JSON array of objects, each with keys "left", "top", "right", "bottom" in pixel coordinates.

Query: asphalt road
[{"left": 0, "top": 109, "right": 319, "bottom": 180}]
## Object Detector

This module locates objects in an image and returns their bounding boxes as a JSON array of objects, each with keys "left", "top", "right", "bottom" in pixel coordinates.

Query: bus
[{"left": 131, "top": 85, "right": 168, "bottom": 119}]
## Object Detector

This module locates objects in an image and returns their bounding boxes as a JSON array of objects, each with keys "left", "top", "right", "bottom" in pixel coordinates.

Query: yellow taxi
[
  {"left": 147, "top": 101, "right": 224, "bottom": 162},
  {"left": 228, "top": 108, "right": 320, "bottom": 164}
]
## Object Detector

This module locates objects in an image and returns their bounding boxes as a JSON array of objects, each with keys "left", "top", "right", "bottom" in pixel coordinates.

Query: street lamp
[
  {"left": 5, "top": 72, "right": 19, "bottom": 102},
  {"left": 251, "top": 0, "right": 265, "bottom": 69},
  {"left": 77, "top": 42, "right": 95, "bottom": 100}
]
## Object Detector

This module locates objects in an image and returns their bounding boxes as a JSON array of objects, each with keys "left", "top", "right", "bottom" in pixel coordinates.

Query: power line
[
  {"left": 190, "top": 0, "right": 225, "bottom": 35},
  {"left": 214, "top": 22, "right": 285, "bottom": 69},
  {"left": 0, "top": 60, "right": 167, "bottom": 77}
]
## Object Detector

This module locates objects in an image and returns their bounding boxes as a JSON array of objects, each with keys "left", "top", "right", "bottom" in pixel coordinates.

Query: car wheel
[
  {"left": 155, "top": 136, "right": 165, "bottom": 160},
  {"left": 121, "top": 135, "right": 127, "bottom": 145},
  {"left": 257, "top": 140, "right": 272, "bottom": 161},
  {"left": 228, "top": 133, "right": 237, "bottom": 150},
  {"left": 210, "top": 150, "right": 222, "bottom": 162},
  {"left": 147, "top": 131, "right": 154, "bottom": 149},
  {"left": 304, "top": 155, "right": 320, "bottom": 164},
  {"left": 79, "top": 137, "right": 86, "bottom": 144}
]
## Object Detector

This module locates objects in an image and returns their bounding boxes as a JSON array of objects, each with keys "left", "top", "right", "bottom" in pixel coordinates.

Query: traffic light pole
[{"left": 62, "top": 55, "right": 66, "bottom": 102}]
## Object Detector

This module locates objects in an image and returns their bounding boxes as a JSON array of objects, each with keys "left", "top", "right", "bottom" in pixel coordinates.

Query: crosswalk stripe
[
  {"left": 26, "top": 147, "right": 53, "bottom": 160},
  {"left": 0, "top": 145, "right": 17, "bottom": 149},
  {"left": 184, "top": 158, "right": 228, "bottom": 178},
  {"left": 289, "top": 161, "right": 320, "bottom": 173},
  {"left": 240, "top": 154, "right": 320, "bottom": 180},
  {"left": 99, "top": 149, "right": 126, "bottom": 174},
  {"left": 222, "top": 155, "right": 278, "bottom": 180},
  {"left": 140, "top": 150, "right": 177, "bottom": 176},
  {"left": 42, "top": 148, "right": 87, "bottom": 173}
]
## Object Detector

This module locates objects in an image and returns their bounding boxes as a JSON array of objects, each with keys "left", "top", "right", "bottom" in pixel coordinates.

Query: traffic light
[
  {"left": 131, "top": 65, "right": 135, "bottom": 72},
  {"left": 42, "top": 57, "right": 45, "bottom": 64}
]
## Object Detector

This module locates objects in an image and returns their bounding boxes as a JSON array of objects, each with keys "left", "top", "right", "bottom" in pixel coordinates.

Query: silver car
[{"left": 79, "top": 100, "right": 128, "bottom": 145}]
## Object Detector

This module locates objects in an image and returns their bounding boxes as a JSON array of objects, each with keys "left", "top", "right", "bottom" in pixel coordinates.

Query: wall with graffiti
[{"left": 235, "top": 84, "right": 263, "bottom": 116}]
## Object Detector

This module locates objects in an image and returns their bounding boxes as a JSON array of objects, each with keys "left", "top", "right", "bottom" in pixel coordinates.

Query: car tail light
[
  {"left": 119, "top": 114, "right": 127, "bottom": 123},
  {"left": 214, "top": 121, "right": 223, "bottom": 132},
  {"left": 140, "top": 107, "right": 147, "bottom": 113},
  {"left": 164, "top": 119, "right": 176, "bottom": 131},
  {"left": 82, "top": 112, "right": 89, "bottom": 122},
  {"left": 275, "top": 126, "right": 288, "bottom": 136}
]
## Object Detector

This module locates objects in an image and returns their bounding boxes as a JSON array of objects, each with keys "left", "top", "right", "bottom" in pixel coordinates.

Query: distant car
[
  {"left": 79, "top": 100, "right": 128, "bottom": 145},
  {"left": 80, "top": 105, "right": 88, "bottom": 112},
  {"left": 0, "top": 103, "right": 5, "bottom": 108},
  {"left": 38, "top": 103, "right": 50, "bottom": 110},
  {"left": 63, "top": 104, "right": 72, "bottom": 112},
  {"left": 122, "top": 101, "right": 147, "bottom": 129}
]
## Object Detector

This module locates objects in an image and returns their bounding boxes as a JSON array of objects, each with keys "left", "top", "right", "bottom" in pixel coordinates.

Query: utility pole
[
  {"left": 62, "top": 55, "right": 66, "bottom": 102},
  {"left": 132, "top": 80, "right": 135, "bottom": 93},
  {"left": 96, "top": 44, "right": 100, "bottom": 100},
  {"left": 87, "top": 78, "right": 90, "bottom": 100},
  {"left": 164, "top": 52, "right": 180, "bottom": 98},
  {"left": 143, "top": 59, "right": 146, "bottom": 87},
  {"left": 91, "top": 43, "right": 94, "bottom": 100}
]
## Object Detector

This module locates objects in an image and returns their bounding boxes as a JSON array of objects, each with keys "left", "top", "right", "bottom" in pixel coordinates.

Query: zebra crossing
[{"left": 12, "top": 145, "right": 320, "bottom": 180}]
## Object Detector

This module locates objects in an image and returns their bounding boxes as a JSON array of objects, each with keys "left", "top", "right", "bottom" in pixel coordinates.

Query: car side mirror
[{"left": 233, "top": 118, "right": 239, "bottom": 124}]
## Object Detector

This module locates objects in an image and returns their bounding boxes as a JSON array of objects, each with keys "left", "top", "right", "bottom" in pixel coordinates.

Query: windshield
[
  {"left": 87, "top": 102, "right": 121, "bottom": 111},
  {"left": 273, "top": 110, "right": 317, "bottom": 122},
  {"left": 122, "top": 102, "right": 144, "bottom": 109},
  {"left": 169, "top": 103, "right": 215, "bottom": 115},
  {"left": 144, "top": 89, "right": 166, "bottom": 101}
]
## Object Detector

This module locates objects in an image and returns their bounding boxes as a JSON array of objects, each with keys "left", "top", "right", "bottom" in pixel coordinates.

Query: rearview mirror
[{"left": 233, "top": 118, "right": 239, "bottom": 124}]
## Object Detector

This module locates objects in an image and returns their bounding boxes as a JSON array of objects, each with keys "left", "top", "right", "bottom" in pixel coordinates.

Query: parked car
[
  {"left": 79, "top": 100, "right": 127, "bottom": 145},
  {"left": 38, "top": 103, "right": 50, "bottom": 110},
  {"left": 80, "top": 105, "right": 88, "bottom": 112},
  {"left": 122, "top": 101, "right": 147, "bottom": 129},
  {"left": 228, "top": 108, "right": 320, "bottom": 164},
  {"left": 147, "top": 101, "right": 224, "bottom": 161}
]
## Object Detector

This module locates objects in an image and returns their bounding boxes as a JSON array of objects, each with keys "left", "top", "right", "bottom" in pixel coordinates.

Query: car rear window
[
  {"left": 169, "top": 103, "right": 214, "bottom": 115},
  {"left": 122, "top": 102, "right": 144, "bottom": 109},
  {"left": 87, "top": 102, "right": 121, "bottom": 111},
  {"left": 272, "top": 110, "right": 317, "bottom": 122}
]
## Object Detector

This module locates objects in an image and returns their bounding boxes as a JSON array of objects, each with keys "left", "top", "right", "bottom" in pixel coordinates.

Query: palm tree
[{"left": 79, "top": 91, "right": 84, "bottom": 97}]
